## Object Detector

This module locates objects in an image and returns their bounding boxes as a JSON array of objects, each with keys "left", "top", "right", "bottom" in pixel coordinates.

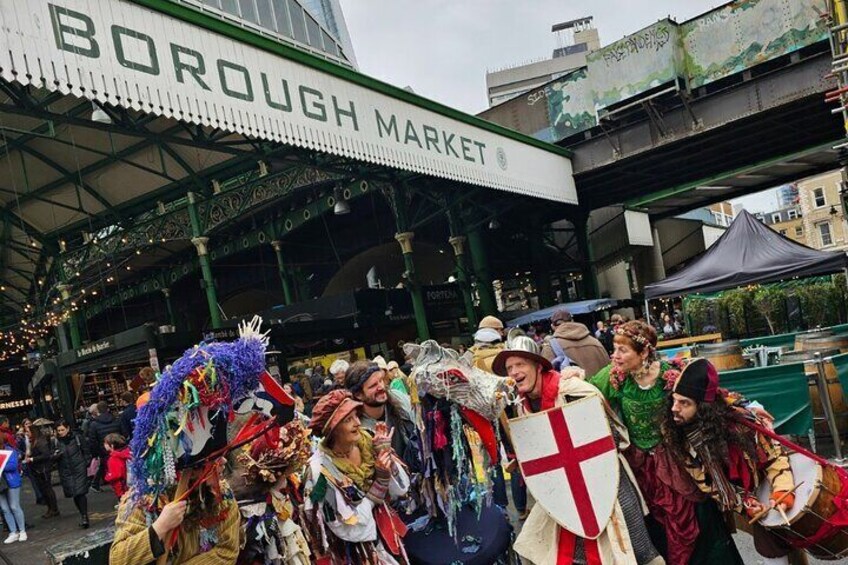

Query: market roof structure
[
  {"left": 644, "top": 209, "right": 848, "bottom": 299},
  {"left": 0, "top": 0, "right": 575, "bottom": 325}
]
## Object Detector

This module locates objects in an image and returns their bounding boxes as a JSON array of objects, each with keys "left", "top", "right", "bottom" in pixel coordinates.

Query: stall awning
[
  {"left": 645, "top": 210, "right": 848, "bottom": 299},
  {"left": 0, "top": 0, "right": 575, "bottom": 204},
  {"left": 507, "top": 299, "right": 619, "bottom": 327}
]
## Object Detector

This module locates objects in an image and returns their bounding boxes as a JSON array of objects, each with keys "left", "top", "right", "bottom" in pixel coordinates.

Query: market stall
[{"left": 55, "top": 324, "right": 160, "bottom": 417}]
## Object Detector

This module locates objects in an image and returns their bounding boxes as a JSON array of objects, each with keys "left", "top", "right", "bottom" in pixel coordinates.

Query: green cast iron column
[
  {"left": 448, "top": 235, "right": 479, "bottom": 334},
  {"left": 56, "top": 282, "right": 81, "bottom": 350},
  {"left": 466, "top": 227, "right": 498, "bottom": 316},
  {"left": 162, "top": 288, "right": 177, "bottom": 328},
  {"left": 391, "top": 186, "right": 430, "bottom": 340},
  {"left": 271, "top": 240, "right": 294, "bottom": 305},
  {"left": 574, "top": 212, "right": 599, "bottom": 299},
  {"left": 187, "top": 192, "right": 222, "bottom": 329},
  {"left": 530, "top": 224, "right": 555, "bottom": 308},
  {"left": 447, "top": 208, "right": 479, "bottom": 332}
]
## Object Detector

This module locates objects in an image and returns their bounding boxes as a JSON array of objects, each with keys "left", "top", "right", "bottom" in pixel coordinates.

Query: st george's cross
[{"left": 509, "top": 395, "right": 620, "bottom": 539}]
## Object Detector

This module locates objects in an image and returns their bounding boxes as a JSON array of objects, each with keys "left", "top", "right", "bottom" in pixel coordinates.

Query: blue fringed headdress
[{"left": 129, "top": 316, "right": 269, "bottom": 501}]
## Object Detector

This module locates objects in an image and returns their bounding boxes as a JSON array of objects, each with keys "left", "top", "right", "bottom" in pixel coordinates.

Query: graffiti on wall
[
  {"left": 587, "top": 19, "right": 682, "bottom": 111},
  {"left": 546, "top": 68, "right": 597, "bottom": 140},
  {"left": 682, "top": 0, "right": 828, "bottom": 89},
  {"left": 480, "top": 0, "right": 828, "bottom": 143}
]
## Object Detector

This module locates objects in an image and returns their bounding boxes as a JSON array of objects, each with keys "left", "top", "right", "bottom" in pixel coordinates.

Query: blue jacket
[{"left": 2, "top": 445, "right": 22, "bottom": 489}]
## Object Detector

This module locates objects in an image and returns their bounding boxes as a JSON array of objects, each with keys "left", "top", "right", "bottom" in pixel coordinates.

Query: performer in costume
[
  {"left": 304, "top": 389, "right": 411, "bottom": 564},
  {"left": 662, "top": 358, "right": 795, "bottom": 565},
  {"left": 110, "top": 316, "right": 284, "bottom": 564},
  {"left": 400, "top": 341, "right": 517, "bottom": 564},
  {"left": 587, "top": 321, "right": 750, "bottom": 564},
  {"left": 492, "top": 334, "right": 662, "bottom": 565},
  {"left": 231, "top": 419, "right": 312, "bottom": 565}
]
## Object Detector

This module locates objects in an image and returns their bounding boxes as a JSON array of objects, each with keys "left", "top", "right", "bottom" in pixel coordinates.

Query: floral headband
[{"left": 613, "top": 325, "right": 654, "bottom": 350}]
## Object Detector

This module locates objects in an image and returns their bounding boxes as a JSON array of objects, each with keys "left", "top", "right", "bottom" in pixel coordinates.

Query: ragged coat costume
[{"left": 304, "top": 430, "right": 411, "bottom": 564}]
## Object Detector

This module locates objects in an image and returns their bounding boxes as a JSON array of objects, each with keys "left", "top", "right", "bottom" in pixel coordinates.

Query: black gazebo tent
[{"left": 644, "top": 209, "right": 848, "bottom": 300}]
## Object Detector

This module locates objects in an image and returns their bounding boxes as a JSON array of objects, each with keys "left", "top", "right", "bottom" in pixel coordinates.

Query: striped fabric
[{"left": 109, "top": 497, "right": 240, "bottom": 564}]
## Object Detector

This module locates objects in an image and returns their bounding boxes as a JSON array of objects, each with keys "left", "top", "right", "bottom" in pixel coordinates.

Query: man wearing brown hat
[
  {"left": 492, "top": 336, "right": 661, "bottom": 565},
  {"left": 468, "top": 315, "right": 505, "bottom": 373},
  {"left": 541, "top": 309, "right": 609, "bottom": 377}
]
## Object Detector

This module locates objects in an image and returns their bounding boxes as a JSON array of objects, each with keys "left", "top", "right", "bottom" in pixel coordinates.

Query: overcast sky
[
  {"left": 339, "top": 0, "right": 724, "bottom": 114},
  {"left": 338, "top": 0, "right": 781, "bottom": 212}
]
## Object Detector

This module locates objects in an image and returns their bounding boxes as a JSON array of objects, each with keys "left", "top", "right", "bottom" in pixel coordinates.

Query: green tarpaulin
[
  {"left": 738, "top": 323, "right": 848, "bottom": 349},
  {"left": 739, "top": 333, "right": 796, "bottom": 349},
  {"left": 719, "top": 363, "right": 812, "bottom": 436},
  {"left": 829, "top": 352, "right": 848, "bottom": 408}
]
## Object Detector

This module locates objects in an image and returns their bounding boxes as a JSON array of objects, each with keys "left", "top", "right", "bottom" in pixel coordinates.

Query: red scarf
[{"left": 521, "top": 369, "right": 603, "bottom": 565}]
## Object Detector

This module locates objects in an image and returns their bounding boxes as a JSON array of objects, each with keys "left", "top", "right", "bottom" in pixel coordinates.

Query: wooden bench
[
  {"left": 45, "top": 526, "right": 113, "bottom": 565},
  {"left": 658, "top": 332, "right": 723, "bottom": 349}
]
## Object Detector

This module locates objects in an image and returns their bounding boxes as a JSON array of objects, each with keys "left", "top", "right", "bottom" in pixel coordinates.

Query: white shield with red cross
[{"left": 509, "top": 395, "right": 619, "bottom": 539}]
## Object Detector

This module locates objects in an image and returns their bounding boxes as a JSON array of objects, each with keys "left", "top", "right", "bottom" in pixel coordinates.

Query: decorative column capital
[
  {"left": 448, "top": 235, "right": 466, "bottom": 256},
  {"left": 270, "top": 240, "right": 283, "bottom": 252},
  {"left": 394, "top": 231, "right": 415, "bottom": 254},
  {"left": 56, "top": 283, "right": 71, "bottom": 301},
  {"left": 191, "top": 236, "right": 210, "bottom": 256}
]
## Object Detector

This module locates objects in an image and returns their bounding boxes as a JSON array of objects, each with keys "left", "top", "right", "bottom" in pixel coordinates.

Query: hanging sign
[{"left": 0, "top": 0, "right": 576, "bottom": 204}]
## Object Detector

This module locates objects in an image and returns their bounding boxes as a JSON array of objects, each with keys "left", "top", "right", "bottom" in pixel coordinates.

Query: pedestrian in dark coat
[
  {"left": 118, "top": 391, "right": 137, "bottom": 441},
  {"left": 55, "top": 421, "right": 91, "bottom": 528},
  {"left": 87, "top": 401, "right": 121, "bottom": 490},
  {"left": 24, "top": 423, "right": 59, "bottom": 519}
]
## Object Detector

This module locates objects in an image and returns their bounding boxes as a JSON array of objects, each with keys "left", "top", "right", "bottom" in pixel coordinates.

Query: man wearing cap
[
  {"left": 662, "top": 358, "right": 795, "bottom": 565},
  {"left": 541, "top": 309, "right": 609, "bottom": 377},
  {"left": 468, "top": 315, "right": 506, "bottom": 372},
  {"left": 493, "top": 335, "right": 661, "bottom": 565}
]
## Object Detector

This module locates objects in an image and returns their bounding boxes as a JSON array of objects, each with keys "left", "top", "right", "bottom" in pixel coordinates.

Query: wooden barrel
[
  {"left": 780, "top": 349, "right": 848, "bottom": 437},
  {"left": 695, "top": 340, "right": 747, "bottom": 371},
  {"left": 804, "top": 334, "right": 848, "bottom": 353},
  {"left": 795, "top": 329, "right": 834, "bottom": 351}
]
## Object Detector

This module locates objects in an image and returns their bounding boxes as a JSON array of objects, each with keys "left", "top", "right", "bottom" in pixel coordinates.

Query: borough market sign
[{"left": 0, "top": 0, "right": 576, "bottom": 203}]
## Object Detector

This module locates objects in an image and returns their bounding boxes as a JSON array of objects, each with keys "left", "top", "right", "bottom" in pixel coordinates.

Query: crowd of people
[{"left": 2, "top": 309, "right": 844, "bottom": 564}]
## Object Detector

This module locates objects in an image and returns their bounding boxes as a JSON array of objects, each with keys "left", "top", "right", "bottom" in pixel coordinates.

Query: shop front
[{"left": 55, "top": 324, "right": 160, "bottom": 421}]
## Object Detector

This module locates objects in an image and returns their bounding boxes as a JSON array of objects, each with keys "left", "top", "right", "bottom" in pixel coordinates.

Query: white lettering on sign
[
  {"left": 0, "top": 1, "right": 575, "bottom": 204},
  {"left": 76, "top": 340, "right": 112, "bottom": 358},
  {"left": 0, "top": 399, "right": 34, "bottom": 411}
]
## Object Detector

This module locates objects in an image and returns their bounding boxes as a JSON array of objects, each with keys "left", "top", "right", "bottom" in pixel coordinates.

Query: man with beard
[
  {"left": 663, "top": 358, "right": 795, "bottom": 565},
  {"left": 344, "top": 360, "right": 414, "bottom": 458},
  {"left": 492, "top": 335, "right": 662, "bottom": 565}
]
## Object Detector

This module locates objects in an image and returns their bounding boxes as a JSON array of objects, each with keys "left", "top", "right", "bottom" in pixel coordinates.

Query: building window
[
  {"left": 819, "top": 222, "right": 833, "bottom": 247},
  {"left": 779, "top": 229, "right": 787, "bottom": 235},
  {"left": 787, "top": 209, "right": 798, "bottom": 220},
  {"left": 771, "top": 213, "right": 781, "bottom": 223},
  {"left": 814, "top": 187, "right": 826, "bottom": 208},
  {"left": 795, "top": 226, "right": 803, "bottom": 237}
]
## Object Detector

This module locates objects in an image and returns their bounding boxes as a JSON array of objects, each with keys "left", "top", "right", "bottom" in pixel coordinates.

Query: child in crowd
[{"left": 102, "top": 433, "right": 130, "bottom": 499}]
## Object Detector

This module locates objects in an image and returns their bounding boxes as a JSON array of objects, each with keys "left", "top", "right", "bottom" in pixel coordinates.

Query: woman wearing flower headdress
[
  {"left": 587, "top": 321, "right": 743, "bottom": 564},
  {"left": 304, "top": 389, "right": 410, "bottom": 565}
]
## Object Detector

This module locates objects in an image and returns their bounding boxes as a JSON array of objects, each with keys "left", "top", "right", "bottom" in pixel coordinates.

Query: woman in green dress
[{"left": 588, "top": 321, "right": 743, "bottom": 565}]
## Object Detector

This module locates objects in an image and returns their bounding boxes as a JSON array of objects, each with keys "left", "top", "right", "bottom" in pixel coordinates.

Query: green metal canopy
[{"left": 0, "top": 0, "right": 576, "bottom": 326}]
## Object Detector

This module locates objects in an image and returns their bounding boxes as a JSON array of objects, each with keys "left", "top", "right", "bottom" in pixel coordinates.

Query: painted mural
[
  {"left": 546, "top": 68, "right": 597, "bottom": 140},
  {"left": 682, "top": 0, "right": 829, "bottom": 89},
  {"left": 479, "top": 0, "right": 828, "bottom": 143},
  {"left": 587, "top": 19, "right": 683, "bottom": 112}
]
